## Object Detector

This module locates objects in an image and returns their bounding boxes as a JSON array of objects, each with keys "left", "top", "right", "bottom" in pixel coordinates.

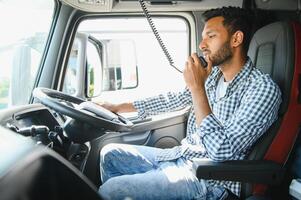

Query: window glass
[
  {"left": 0, "top": 0, "right": 55, "bottom": 109},
  {"left": 64, "top": 17, "right": 189, "bottom": 103}
]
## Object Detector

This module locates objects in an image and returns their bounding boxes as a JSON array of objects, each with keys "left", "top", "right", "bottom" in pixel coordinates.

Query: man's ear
[{"left": 231, "top": 30, "right": 244, "bottom": 48}]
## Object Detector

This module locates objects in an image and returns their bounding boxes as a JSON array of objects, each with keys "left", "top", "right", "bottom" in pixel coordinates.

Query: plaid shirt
[{"left": 133, "top": 58, "right": 281, "bottom": 196}]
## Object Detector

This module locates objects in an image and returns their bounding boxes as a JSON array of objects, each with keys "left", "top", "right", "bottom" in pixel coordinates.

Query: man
[{"left": 98, "top": 7, "right": 281, "bottom": 200}]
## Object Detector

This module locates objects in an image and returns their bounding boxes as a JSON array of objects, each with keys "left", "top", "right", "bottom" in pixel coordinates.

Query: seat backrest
[
  {"left": 248, "top": 21, "right": 294, "bottom": 119},
  {"left": 247, "top": 21, "right": 295, "bottom": 161},
  {"left": 241, "top": 21, "right": 301, "bottom": 197}
]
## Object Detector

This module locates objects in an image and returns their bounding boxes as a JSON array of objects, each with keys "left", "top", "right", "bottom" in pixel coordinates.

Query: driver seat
[
  {"left": 244, "top": 20, "right": 300, "bottom": 198},
  {"left": 194, "top": 21, "right": 301, "bottom": 199}
]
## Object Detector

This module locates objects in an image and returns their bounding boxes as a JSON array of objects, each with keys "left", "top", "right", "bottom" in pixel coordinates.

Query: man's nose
[{"left": 199, "top": 39, "right": 207, "bottom": 51}]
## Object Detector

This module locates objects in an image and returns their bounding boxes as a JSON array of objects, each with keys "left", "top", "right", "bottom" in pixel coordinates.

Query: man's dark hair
[{"left": 202, "top": 6, "right": 254, "bottom": 55}]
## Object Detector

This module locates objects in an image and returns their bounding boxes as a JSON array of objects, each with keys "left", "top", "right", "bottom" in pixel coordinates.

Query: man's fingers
[{"left": 191, "top": 53, "right": 199, "bottom": 64}]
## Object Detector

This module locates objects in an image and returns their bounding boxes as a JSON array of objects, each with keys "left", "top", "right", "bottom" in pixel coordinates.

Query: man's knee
[{"left": 100, "top": 143, "right": 120, "bottom": 164}]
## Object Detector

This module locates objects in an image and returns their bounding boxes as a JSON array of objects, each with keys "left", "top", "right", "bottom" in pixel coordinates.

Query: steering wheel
[{"left": 33, "top": 87, "right": 133, "bottom": 133}]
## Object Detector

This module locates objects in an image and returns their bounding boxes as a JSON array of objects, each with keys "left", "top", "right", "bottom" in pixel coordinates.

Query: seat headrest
[{"left": 248, "top": 21, "right": 295, "bottom": 115}]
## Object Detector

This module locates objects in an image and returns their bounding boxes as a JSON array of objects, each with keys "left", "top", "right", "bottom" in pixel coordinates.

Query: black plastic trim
[{"left": 193, "top": 159, "right": 285, "bottom": 185}]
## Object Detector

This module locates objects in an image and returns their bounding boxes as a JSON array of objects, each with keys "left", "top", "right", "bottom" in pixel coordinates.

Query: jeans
[{"left": 98, "top": 143, "right": 228, "bottom": 200}]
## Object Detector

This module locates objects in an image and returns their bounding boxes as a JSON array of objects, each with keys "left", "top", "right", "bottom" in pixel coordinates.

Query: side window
[
  {"left": 64, "top": 17, "right": 189, "bottom": 103},
  {"left": 0, "top": 1, "right": 55, "bottom": 109}
]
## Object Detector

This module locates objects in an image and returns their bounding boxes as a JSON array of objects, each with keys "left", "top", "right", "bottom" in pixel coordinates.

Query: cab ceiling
[
  {"left": 60, "top": 0, "right": 243, "bottom": 13},
  {"left": 60, "top": 0, "right": 301, "bottom": 13}
]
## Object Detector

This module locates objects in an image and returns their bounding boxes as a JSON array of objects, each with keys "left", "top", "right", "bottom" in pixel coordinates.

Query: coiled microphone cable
[{"left": 138, "top": 0, "right": 183, "bottom": 73}]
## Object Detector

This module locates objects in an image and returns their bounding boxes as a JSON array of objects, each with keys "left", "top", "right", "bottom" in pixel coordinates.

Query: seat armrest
[{"left": 192, "top": 159, "right": 285, "bottom": 184}]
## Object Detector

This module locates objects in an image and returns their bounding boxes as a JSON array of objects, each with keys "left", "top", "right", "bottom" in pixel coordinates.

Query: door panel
[
  {"left": 98, "top": 108, "right": 189, "bottom": 148},
  {"left": 84, "top": 108, "right": 189, "bottom": 186}
]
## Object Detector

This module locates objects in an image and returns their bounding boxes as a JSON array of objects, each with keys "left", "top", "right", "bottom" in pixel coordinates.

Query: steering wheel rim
[{"left": 32, "top": 87, "right": 133, "bottom": 132}]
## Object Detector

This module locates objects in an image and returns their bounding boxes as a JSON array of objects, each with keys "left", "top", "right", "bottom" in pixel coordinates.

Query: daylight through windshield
[{"left": 0, "top": 0, "right": 55, "bottom": 109}]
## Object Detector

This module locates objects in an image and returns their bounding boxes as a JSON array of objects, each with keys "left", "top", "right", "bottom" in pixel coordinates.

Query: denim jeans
[{"left": 98, "top": 143, "right": 228, "bottom": 200}]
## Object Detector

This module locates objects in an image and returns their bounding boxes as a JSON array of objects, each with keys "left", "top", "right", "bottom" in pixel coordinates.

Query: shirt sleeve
[
  {"left": 198, "top": 77, "right": 282, "bottom": 161},
  {"left": 133, "top": 87, "right": 192, "bottom": 118}
]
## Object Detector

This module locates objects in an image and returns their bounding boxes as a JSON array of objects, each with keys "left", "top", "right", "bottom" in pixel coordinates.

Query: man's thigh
[
  {"left": 100, "top": 143, "right": 166, "bottom": 182},
  {"left": 99, "top": 158, "right": 208, "bottom": 200}
]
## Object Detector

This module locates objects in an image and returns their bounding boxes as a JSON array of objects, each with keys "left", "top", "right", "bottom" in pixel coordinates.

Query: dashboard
[
  {"left": 12, "top": 108, "right": 61, "bottom": 131},
  {"left": 0, "top": 104, "right": 90, "bottom": 171},
  {"left": 0, "top": 104, "right": 63, "bottom": 128},
  {"left": 0, "top": 104, "right": 64, "bottom": 146}
]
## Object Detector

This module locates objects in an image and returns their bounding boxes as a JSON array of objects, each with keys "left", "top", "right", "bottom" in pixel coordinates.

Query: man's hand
[
  {"left": 95, "top": 101, "right": 136, "bottom": 113},
  {"left": 95, "top": 101, "right": 119, "bottom": 113},
  {"left": 183, "top": 53, "right": 213, "bottom": 91},
  {"left": 183, "top": 53, "right": 213, "bottom": 126}
]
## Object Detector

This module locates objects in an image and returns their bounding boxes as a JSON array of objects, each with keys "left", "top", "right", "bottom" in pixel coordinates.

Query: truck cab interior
[{"left": 0, "top": 0, "right": 301, "bottom": 199}]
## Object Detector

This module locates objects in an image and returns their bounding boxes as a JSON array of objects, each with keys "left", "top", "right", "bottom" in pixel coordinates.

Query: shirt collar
[{"left": 206, "top": 57, "right": 253, "bottom": 90}]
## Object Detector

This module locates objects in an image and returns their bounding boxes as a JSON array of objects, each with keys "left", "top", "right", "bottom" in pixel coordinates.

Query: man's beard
[{"left": 209, "top": 40, "right": 233, "bottom": 66}]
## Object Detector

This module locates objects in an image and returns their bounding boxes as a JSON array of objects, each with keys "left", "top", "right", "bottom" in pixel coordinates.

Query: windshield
[{"left": 0, "top": 0, "right": 55, "bottom": 110}]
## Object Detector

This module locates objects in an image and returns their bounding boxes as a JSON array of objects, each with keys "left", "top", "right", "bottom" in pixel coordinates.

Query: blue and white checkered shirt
[{"left": 133, "top": 58, "right": 281, "bottom": 197}]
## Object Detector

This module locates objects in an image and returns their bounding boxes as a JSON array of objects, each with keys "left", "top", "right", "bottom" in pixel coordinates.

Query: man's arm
[
  {"left": 96, "top": 88, "right": 193, "bottom": 118},
  {"left": 198, "top": 78, "right": 281, "bottom": 161},
  {"left": 96, "top": 102, "right": 136, "bottom": 113}
]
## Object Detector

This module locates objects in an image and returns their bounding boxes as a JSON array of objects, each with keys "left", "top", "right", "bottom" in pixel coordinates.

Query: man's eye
[{"left": 208, "top": 35, "right": 215, "bottom": 38}]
